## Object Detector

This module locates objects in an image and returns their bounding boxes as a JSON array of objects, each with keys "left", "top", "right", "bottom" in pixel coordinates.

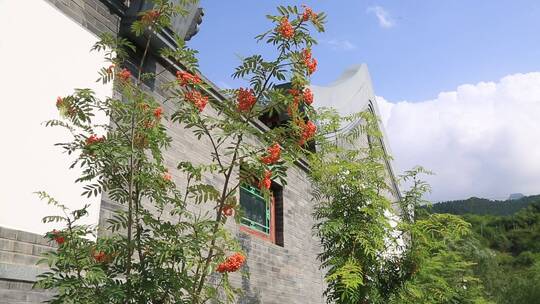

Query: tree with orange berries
[{"left": 35, "top": 2, "right": 326, "bottom": 303}]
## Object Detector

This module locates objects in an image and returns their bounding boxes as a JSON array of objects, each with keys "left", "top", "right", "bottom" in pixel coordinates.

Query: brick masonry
[
  {"left": 0, "top": 1, "right": 398, "bottom": 303},
  {"left": 0, "top": 227, "right": 56, "bottom": 304}
]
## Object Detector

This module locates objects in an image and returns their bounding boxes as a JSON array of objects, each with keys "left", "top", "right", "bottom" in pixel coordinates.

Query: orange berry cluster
[
  {"left": 222, "top": 205, "right": 235, "bottom": 217},
  {"left": 288, "top": 88, "right": 302, "bottom": 114},
  {"left": 303, "top": 88, "right": 314, "bottom": 105},
  {"left": 287, "top": 87, "right": 314, "bottom": 115},
  {"left": 50, "top": 229, "right": 65, "bottom": 245},
  {"left": 259, "top": 170, "right": 272, "bottom": 190},
  {"left": 302, "top": 5, "right": 317, "bottom": 22},
  {"left": 278, "top": 17, "right": 294, "bottom": 39},
  {"left": 261, "top": 143, "right": 281, "bottom": 165},
  {"left": 86, "top": 134, "right": 105, "bottom": 145},
  {"left": 297, "top": 120, "right": 317, "bottom": 146},
  {"left": 216, "top": 252, "right": 246, "bottom": 273},
  {"left": 153, "top": 107, "right": 163, "bottom": 119},
  {"left": 176, "top": 70, "right": 208, "bottom": 113},
  {"left": 176, "top": 71, "right": 202, "bottom": 86},
  {"left": 93, "top": 251, "right": 107, "bottom": 263},
  {"left": 236, "top": 88, "right": 257, "bottom": 112},
  {"left": 185, "top": 90, "right": 209, "bottom": 112},
  {"left": 117, "top": 68, "right": 131, "bottom": 82},
  {"left": 302, "top": 49, "right": 317, "bottom": 75}
]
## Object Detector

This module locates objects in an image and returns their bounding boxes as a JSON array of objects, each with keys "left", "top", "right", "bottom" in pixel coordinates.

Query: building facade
[{"left": 0, "top": 1, "right": 398, "bottom": 303}]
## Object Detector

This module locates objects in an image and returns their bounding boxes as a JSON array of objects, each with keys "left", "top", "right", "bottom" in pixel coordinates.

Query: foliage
[
  {"left": 389, "top": 214, "right": 489, "bottom": 303},
  {"left": 310, "top": 111, "right": 491, "bottom": 303},
  {"left": 35, "top": 2, "right": 325, "bottom": 303},
  {"left": 310, "top": 109, "right": 396, "bottom": 303},
  {"left": 461, "top": 202, "right": 540, "bottom": 303},
  {"left": 426, "top": 184, "right": 540, "bottom": 303},
  {"left": 463, "top": 202, "right": 540, "bottom": 255},
  {"left": 387, "top": 169, "right": 491, "bottom": 304},
  {"left": 428, "top": 195, "right": 540, "bottom": 216}
]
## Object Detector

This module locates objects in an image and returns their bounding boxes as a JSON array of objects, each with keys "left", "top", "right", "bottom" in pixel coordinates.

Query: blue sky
[{"left": 190, "top": 1, "right": 540, "bottom": 102}]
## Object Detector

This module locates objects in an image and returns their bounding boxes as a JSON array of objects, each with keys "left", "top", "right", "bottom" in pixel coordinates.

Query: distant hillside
[
  {"left": 508, "top": 193, "right": 525, "bottom": 200},
  {"left": 428, "top": 194, "right": 540, "bottom": 216}
]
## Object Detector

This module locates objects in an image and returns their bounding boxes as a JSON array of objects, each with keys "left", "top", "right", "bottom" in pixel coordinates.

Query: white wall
[{"left": 0, "top": 0, "right": 112, "bottom": 235}]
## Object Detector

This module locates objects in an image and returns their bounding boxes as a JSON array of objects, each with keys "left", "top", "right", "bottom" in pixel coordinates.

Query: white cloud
[
  {"left": 367, "top": 6, "right": 395, "bottom": 28},
  {"left": 377, "top": 73, "right": 540, "bottom": 202},
  {"left": 322, "top": 39, "right": 357, "bottom": 51}
]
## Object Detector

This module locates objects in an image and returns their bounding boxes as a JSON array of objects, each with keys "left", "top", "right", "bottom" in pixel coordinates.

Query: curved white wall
[{"left": 0, "top": 0, "right": 112, "bottom": 234}]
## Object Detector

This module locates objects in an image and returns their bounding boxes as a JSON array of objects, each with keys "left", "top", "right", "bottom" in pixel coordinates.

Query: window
[
  {"left": 239, "top": 182, "right": 284, "bottom": 247},
  {"left": 240, "top": 184, "right": 270, "bottom": 234}
]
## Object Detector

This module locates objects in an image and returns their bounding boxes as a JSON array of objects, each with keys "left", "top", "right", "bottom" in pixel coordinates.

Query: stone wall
[
  {"left": 0, "top": 227, "right": 55, "bottom": 303},
  {"left": 45, "top": 0, "right": 121, "bottom": 35}
]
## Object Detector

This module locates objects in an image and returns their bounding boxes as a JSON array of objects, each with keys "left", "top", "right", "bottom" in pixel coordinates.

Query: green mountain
[
  {"left": 420, "top": 194, "right": 540, "bottom": 302},
  {"left": 461, "top": 202, "right": 540, "bottom": 303},
  {"left": 428, "top": 194, "right": 540, "bottom": 216},
  {"left": 508, "top": 193, "right": 525, "bottom": 200}
]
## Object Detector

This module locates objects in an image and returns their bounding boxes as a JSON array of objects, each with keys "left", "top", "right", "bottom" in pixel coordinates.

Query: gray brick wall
[
  {"left": 45, "top": 0, "right": 121, "bottom": 35},
  {"left": 0, "top": 227, "right": 55, "bottom": 303},
  {"left": 125, "top": 66, "right": 327, "bottom": 303}
]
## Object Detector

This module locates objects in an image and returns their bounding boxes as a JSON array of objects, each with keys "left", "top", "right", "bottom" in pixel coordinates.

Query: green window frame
[{"left": 239, "top": 184, "right": 270, "bottom": 234}]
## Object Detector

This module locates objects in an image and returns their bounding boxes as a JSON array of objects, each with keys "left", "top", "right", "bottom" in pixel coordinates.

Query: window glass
[{"left": 240, "top": 184, "right": 270, "bottom": 234}]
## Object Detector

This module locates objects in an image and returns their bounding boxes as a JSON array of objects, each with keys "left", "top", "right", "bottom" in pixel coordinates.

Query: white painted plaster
[{"left": 0, "top": 0, "right": 112, "bottom": 235}]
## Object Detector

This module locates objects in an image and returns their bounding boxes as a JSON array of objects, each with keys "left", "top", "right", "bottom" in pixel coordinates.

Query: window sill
[{"left": 239, "top": 225, "right": 275, "bottom": 244}]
